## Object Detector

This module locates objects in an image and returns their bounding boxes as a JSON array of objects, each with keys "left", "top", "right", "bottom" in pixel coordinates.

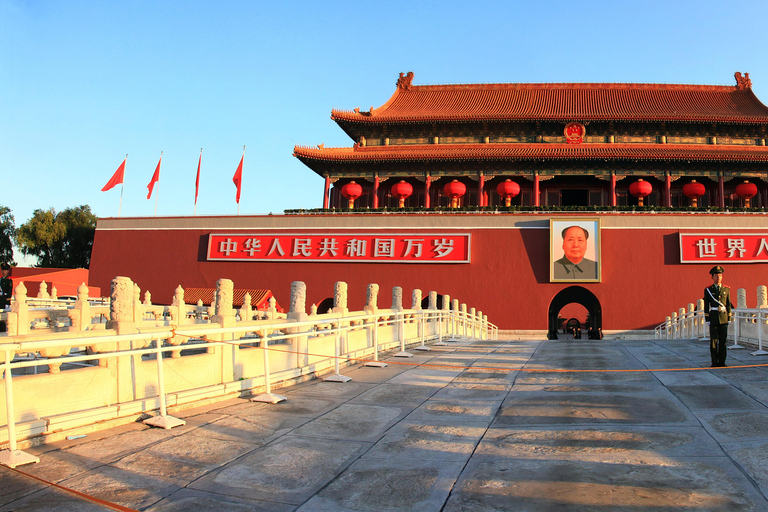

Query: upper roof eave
[{"left": 330, "top": 73, "right": 768, "bottom": 126}]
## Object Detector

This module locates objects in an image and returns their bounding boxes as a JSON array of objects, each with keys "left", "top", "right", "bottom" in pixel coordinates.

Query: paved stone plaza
[{"left": 4, "top": 335, "right": 768, "bottom": 511}]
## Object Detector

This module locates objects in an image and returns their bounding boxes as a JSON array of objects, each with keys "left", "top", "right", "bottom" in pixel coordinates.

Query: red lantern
[
  {"left": 443, "top": 180, "right": 466, "bottom": 208},
  {"left": 341, "top": 181, "right": 362, "bottom": 209},
  {"left": 736, "top": 180, "right": 758, "bottom": 207},
  {"left": 496, "top": 179, "right": 521, "bottom": 207},
  {"left": 390, "top": 180, "right": 413, "bottom": 208},
  {"left": 629, "top": 179, "right": 652, "bottom": 206},
  {"left": 682, "top": 180, "right": 706, "bottom": 207}
]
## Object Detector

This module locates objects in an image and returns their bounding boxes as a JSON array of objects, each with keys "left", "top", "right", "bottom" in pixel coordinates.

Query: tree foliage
[
  {"left": 0, "top": 205, "right": 15, "bottom": 265},
  {"left": 16, "top": 205, "right": 97, "bottom": 268}
]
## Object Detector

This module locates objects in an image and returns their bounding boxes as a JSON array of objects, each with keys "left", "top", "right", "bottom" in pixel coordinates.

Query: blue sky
[{"left": 2, "top": 0, "right": 768, "bottom": 231}]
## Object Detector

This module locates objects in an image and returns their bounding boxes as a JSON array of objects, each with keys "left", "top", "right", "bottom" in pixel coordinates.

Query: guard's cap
[
  {"left": 0, "top": 263, "right": 9, "bottom": 270},
  {"left": 710, "top": 265, "right": 724, "bottom": 275}
]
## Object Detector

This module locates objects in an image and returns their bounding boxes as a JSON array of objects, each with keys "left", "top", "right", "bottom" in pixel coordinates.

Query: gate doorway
[{"left": 547, "top": 286, "right": 603, "bottom": 340}]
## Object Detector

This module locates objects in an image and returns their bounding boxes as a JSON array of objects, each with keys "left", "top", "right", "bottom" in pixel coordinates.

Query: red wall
[{"left": 89, "top": 214, "right": 768, "bottom": 331}]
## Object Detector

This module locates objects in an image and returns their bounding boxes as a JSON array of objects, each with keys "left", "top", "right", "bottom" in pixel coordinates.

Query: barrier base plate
[
  {"left": 394, "top": 351, "right": 413, "bottom": 358},
  {"left": 323, "top": 374, "right": 352, "bottom": 383},
  {"left": 364, "top": 361, "right": 388, "bottom": 367},
  {"left": 143, "top": 415, "right": 186, "bottom": 430},
  {"left": 0, "top": 449, "right": 39, "bottom": 469},
  {"left": 414, "top": 346, "right": 432, "bottom": 351},
  {"left": 250, "top": 392, "right": 287, "bottom": 404}
]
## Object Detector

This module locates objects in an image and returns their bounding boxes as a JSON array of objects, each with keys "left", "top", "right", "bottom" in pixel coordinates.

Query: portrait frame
[{"left": 550, "top": 218, "right": 602, "bottom": 283}]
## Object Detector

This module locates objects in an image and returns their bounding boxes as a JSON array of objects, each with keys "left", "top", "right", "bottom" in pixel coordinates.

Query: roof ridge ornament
[
  {"left": 735, "top": 71, "right": 752, "bottom": 90},
  {"left": 396, "top": 71, "right": 414, "bottom": 90}
]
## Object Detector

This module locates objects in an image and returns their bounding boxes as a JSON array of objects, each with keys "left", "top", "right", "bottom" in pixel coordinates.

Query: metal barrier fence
[
  {"left": 654, "top": 305, "right": 768, "bottom": 355},
  {"left": 0, "top": 304, "right": 496, "bottom": 468}
]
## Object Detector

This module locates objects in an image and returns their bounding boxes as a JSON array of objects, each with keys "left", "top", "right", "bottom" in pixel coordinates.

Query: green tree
[
  {"left": 0, "top": 206, "right": 16, "bottom": 265},
  {"left": 16, "top": 205, "right": 97, "bottom": 268}
]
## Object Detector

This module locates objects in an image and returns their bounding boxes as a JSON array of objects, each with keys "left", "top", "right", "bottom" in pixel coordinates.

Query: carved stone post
[
  {"left": 758, "top": 285, "right": 768, "bottom": 325},
  {"left": 332, "top": 281, "right": 349, "bottom": 315},
  {"left": 391, "top": 286, "right": 403, "bottom": 312},
  {"left": 68, "top": 283, "right": 91, "bottom": 332},
  {"left": 104, "top": 276, "right": 138, "bottom": 403},
  {"left": 687, "top": 303, "right": 695, "bottom": 338},
  {"left": 678, "top": 308, "right": 686, "bottom": 338},
  {"left": 696, "top": 298, "right": 705, "bottom": 337},
  {"left": 412, "top": 289, "right": 422, "bottom": 310},
  {"left": 211, "top": 278, "right": 237, "bottom": 378},
  {"left": 7, "top": 282, "right": 29, "bottom": 335},
  {"left": 132, "top": 284, "right": 143, "bottom": 324},
  {"left": 428, "top": 291, "right": 437, "bottom": 310},
  {"left": 737, "top": 288, "right": 747, "bottom": 329},
  {"left": 37, "top": 281, "right": 50, "bottom": 300},
  {"left": 288, "top": 281, "right": 309, "bottom": 368},
  {"left": 268, "top": 296, "right": 277, "bottom": 320},
  {"left": 241, "top": 292, "right": 253, "bottom": 322},
  {"left": 364, "top": 283, "right": 379, "bottom": 315},
  {"left": 106, "top": 277, "right": 136, "bottom": 335}
]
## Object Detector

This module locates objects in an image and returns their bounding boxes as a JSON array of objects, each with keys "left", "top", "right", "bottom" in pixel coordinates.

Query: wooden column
[
  {"left": 665, "top": 173, "right": 672, "bottom": 207},
  {"left": 610, "top": 173, "right": 617, "bottom": 206},
  {"left": 477, "top": 174, "right": 485, "bottom": 207},
  {"left": 323, "top": 176, "right": 330, "bottom": 209},
  {"left": 425, "top": 175, "right": 431, "bottom": 208},
  {"left": 718, "top": 174, "right": 725, "bottom": 208},
  {"left": 373, "top": 175, "right": 379, "bottom": 209},
  {"left": 533, "top": 174, "right": 540, "bottom": 207}
]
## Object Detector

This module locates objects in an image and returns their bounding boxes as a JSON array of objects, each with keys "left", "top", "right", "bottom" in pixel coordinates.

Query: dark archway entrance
[{"left": 547, "top": 286, "right": 603, "bottom": 340}]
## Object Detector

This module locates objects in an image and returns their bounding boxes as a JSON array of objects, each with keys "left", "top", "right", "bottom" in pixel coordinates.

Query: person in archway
[
  {"left": 704, "top": 265, "right": 732, "bottom": 367},
  {"left": 554, "top": 226, "right": 598, "bottom": 280}
]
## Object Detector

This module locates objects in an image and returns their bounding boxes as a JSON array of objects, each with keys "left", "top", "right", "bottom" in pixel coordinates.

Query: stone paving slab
[
  {"left": 404, "top": 398, "right": 502, "bottom": 425},
  {"left": 296, "top": 457, "right": 466, "bottom": 512},
  {"left": 146, "top": 488, "right": 295, "bottom": 512},
  {"left": 362, "top": 420, "right": 486, "bottom": 461},
  {"left": 189, "top": 435, "right": 370, "bottom": 505},
  {"left": 443, "top": 457, "right": 766, "bottom": 511}
]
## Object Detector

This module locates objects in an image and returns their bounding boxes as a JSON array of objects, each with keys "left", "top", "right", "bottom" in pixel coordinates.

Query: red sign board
[
  {"left": 680, "top": 232, "right": 768, "bottom": 263},
  {"left": 207, "top": 233, "right": 471, "bottom": 263}
]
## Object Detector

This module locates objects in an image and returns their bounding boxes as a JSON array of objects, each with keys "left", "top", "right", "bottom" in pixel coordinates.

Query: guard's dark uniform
[{"left": 703, "top": 265, "right": 732, "bottom": 367}]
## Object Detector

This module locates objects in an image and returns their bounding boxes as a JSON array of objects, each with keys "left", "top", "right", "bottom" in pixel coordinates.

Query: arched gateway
[{"left": 548, "top": 286, "right": 603, "bottom": 340}]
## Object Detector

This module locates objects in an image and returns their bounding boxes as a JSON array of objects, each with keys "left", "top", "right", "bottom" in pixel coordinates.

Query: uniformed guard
[{"left": 703, "top": 265, "right": 732, "bottom": 367}]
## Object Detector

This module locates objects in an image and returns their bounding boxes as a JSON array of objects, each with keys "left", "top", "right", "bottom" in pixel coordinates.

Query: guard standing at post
[{"left": 703, "top": 265, "right": 732, "bottom": 367}]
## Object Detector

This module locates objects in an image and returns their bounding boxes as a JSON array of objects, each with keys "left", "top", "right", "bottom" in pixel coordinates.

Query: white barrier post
[
  {"left": 731, "top": 310, "right": 744, "bottom": 350},
  {"left": 414, "top": 310, "right": 431, "bottom": 352},
  {"left": 144, "top": 339, "right": 186, "bottom": 429},
  {"left": 324, "top": 320, "right": 351, "bottom": 382},
  {"left": 365, "top": 316, "right": 388, "bottom": 367},
  {"left": 0, "top": 350, "right": 40, "bottom": 468},
  {"left": 753, "top": 309, "right": 768, "bottom": 356},
  {"left": 394, "top": 312, "right": 413, "bottom": 358},
  {"left": 251, "top": 335, "right": 287, "bottom": 403},
  {"left": 433, "top": 309, "right": 447, "bottom": 346}
]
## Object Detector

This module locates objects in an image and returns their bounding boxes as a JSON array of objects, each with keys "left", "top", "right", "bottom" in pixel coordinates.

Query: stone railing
[
  {"left": 654, "top": 285, "right": 768, "bottom": 353},
  {"left": 0, "top": 276, "right": 496, "bottom": 466}
]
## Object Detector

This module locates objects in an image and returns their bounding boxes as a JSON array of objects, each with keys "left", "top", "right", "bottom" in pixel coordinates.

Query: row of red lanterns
[
  {"left": 341, "top": 179, "right": 759, "bottom": 208},
  {"left": 631, "top": 178, "right": 758, "bottom": 206},
  {"left": 341, "top": 179, "right": 522, "bottom": 208}
]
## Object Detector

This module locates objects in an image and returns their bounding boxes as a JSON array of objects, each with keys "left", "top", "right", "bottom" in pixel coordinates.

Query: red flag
[
  {"left": 101, "top": 159, "right": 126, "bottom": 192},
  {"left": 146, "top": 154, "right": 162, "bottom": 199},
  {"left": 195, "top": 149, "right": 202, "bottom": 205},
  {"left": 232, "top": 153, "right": 244, "bottom": 204}
]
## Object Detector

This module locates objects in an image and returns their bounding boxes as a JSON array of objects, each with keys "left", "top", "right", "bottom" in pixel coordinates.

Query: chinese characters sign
[
  {"left": 680, "top": 233, "right": 768, "bottom": 263},
  {"left": 207, "top": 233, "right": 471, "bottom": 263}
]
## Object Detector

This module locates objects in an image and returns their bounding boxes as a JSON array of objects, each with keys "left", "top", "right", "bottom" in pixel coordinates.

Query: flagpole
[
  {"left": 194, "top": 148, "right": 202, "bottom": 216},
  {"left": 238, "top": 145, "right": 245, "bottom": 216},
  {"left": 119, "top": 154, "right": 127, "bottom": 217},
  {"left": 154, "top": 151, "right": 162, "bottom": 216}
]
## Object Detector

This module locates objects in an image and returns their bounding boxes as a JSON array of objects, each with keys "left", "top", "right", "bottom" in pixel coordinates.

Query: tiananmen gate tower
[{"left": 90, "top": 72, "right": 768, "bottom": 337}]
